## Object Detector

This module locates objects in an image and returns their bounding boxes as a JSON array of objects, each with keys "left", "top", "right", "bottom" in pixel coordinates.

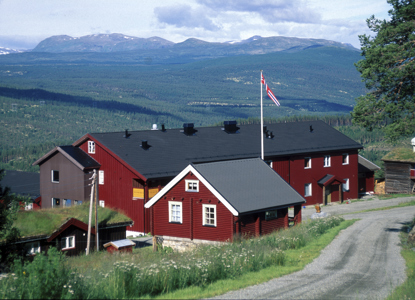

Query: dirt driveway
[{"left": 213, "top": 197, "right": 415, "bottom": 299}]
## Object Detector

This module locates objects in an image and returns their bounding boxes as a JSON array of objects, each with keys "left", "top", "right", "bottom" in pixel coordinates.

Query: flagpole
[{"left": 260, "top": 70, "right": 264, "bottom": 160}]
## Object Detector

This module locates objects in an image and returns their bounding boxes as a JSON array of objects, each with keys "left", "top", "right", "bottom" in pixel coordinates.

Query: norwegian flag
[{"left": 261, "top": 74, "right": 280, "bottom": 106}]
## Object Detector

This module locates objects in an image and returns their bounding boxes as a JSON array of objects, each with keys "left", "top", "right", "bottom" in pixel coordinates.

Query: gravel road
[{"left": 212, "top": 197, "right": 415, "bottom": 299}]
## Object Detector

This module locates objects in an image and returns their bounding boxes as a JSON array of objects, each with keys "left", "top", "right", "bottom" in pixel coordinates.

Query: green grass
[
  {"left": 1, "top": 217, "right": 356, "bottom": 299},
  {"left": 14, "top": 204, "right": 131, "bottom": 238},
  {"left": 377, "top": 194, "right": 415, "bottom": 200},
  {"left": 345, "top": 200, "right": 415, "bottom": 215},
  {"left": 386, "top": 218, "right": 415, "bottom": 300}
]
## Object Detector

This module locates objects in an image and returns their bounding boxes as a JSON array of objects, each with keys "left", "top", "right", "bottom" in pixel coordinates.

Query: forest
[{"left": 0, "top": 45, "right": 395, "bottom": 177}]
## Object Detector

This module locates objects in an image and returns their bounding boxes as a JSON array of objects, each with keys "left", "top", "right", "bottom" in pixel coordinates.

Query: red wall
[
  {"left": 151, "top": 173, "right": 234, "bottom": 242},
  {"left": 273, "top": 151, "right": 359, "bottom": 206},
  {"left": 79, "top": 139, "right": 146, "bottom": 233}
]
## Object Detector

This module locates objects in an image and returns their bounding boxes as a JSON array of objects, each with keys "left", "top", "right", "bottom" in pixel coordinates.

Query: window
[
  {"left": 304, "top": 183, "right": 312, "bottom": 197},
  {"left": 52, "top": 198, "right": 60, "bottom": 207},
  {"left": 26, "top": 241, "right": 40, "bottom": 256},
  {"left": 99, "top": 170, "right": 104, "bottom": 185},
  {"left": 342, "top": 153, "right": 349, "bottom": 165},
  {"left": 169, "top": 201, "right": 182, "bottom": 223},
  {"left": 51, "top": 170, "right": 59, "bottom": 183},
  {"left": 304, "top": 157, "right": 311, "bottom": 169},
  {"left": 99, "top": 200, "right": 105, "bottom": 207},
  {"left": 324, "top": 155, "right": 331, "bottom": 167},
  {"left": 61, "top": 236, "right": 75, "bottom": 250},
  {"left": 203, "top": 204, "right": 216, "bottom": 226},
  {"left": 88, "top": 141, "right": 95, "bottom": 154},
  {"left": 63, "top": 199, "right": 71, "bottom": 207},
  {"left": 265, "top": 210, "right": 279, "bottom": 221},
  {"left": 74, "top": 200, "right": 83, "bottom": 205},
  {"left": 185, "top": 180, "right": 199, "bottom": 192},
  {"left": 343, "top": 178, "right": 350, "bottom": 192}
]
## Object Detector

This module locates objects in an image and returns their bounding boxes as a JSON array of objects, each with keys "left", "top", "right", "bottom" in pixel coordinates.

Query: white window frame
[
  {"left": 99, "top": 170, "right": 104, "bottom": 185},
  {"left": 99, "top": 200, "right": 105, "bottom": 207},
  {"left": 324, "top": 155, "right": 331, "bottom": 167},
  {"left": 74, "top": 200, "right": 83, "bottom": 206},
  {"left": 26, "top": 241, "right": 40, "bottom": 256},
  {"left": 51, "top": 170, "right": 59, "bottom": 183},
  {"left": 61, "top": 236, "right": 75, "bottom": 250},
  {"left": 169, "top": 201, "right": 182, "bottom": 223},
  {"left": 52, "top": 198, "right": 60, "bottom": 207},
  {"left": 304, "top": 183, "right": 312, "bottom": 197},
  {"left": 343, "top": 178, "right": 350, "bottom": 192},
  {"left": 304, "top": 157, "right": 311, "bottom": 169},
  {"left": 63, "top": 199, "right": 71, "bottom": 207},
  {"left": 185, "top": 180, "right": 199, "bottom": 192},
  {"left": 342, "top": 153, "right": 349, "bottom": 165},
  {"left": 88, "top": 141, "right": 95, "bottom": 154},
  {"left": 203, "top": 204, "right": 217, "bottom": 227}
]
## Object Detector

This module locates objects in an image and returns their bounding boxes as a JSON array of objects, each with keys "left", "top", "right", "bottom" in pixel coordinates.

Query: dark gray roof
[
  {"left": 33, "top": 146, "right": 100, "bottom": 170},
  {"left": 1, "top": 170, "right": 40, "bottom": 199},
  {"left": 85, "top": 120, "right": 362, "bottom": 180},
  {"left": 192, "top": 158, "right": 305, "bottom": 214},
  {"left": 358, "top": 155, "right": 381, "bottom": 172}
]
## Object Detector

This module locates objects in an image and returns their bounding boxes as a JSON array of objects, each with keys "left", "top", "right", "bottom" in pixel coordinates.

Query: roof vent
[
  {"left": 123, "top": 129, "right": 131, "bottom": 138},
  {"left": 309, "top": 125, "right": 314, "bottom": 133},
  {"left": 140, "top": 140, "right": 151, "bottom": 150},
  {"left": 263, "top": 125, "right": 267, "bottom": 133},
  {"left": 263, "top": 125, "right": 274, "bottom": 139},
  {"left": 161, "top": 124, "right": 166, "bottom": 132},
  {"left": 152, "top": 124, "right": 158, "bottom": 130},
  {"left": 183, "top": 123, "right": 197, "bottom": 136},
  {"left": 223, "top": 120, "right": 239, "bottom": 134}
]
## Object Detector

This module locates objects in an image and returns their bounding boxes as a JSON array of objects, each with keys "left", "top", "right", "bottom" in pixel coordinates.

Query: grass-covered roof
[
  {"left": 382, "top": 148, "right": 415, "bottom": 163},
  {"left": 15, "top": 204, "right": 132, "bottom": 239}
]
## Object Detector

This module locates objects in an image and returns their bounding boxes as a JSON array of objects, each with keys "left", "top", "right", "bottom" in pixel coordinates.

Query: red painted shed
[
  {"left": 104, "top": 239, "right": 136, "bottom": 253},
  {"left": 145, "top": 158, "right": 305, "bottom": 243}
]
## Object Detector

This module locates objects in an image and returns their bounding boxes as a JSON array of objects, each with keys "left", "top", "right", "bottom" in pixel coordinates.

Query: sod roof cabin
[
  {"left": 382, "top": 148, "right": 415, "bottom": 194},
  {"left": 9, "top": 204, "right": 132, "bottom": 257}
]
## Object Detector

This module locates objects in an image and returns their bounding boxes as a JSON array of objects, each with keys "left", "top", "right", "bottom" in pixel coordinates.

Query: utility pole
[
  {"left": 95, "top": 171, "right": 99, "bottom": 251},
  {"left": 86, "top": 169, "right": 96, "bottom": 255}
]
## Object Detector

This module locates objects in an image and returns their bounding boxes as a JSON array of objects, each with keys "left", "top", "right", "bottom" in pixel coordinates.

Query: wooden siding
[
  {"left": 151, "top": 173, "right": 234, "bottom": 242},
  {"left": 272, "top": 158, "right": 290, "bottom": 183},
  {"left": 275, "top": 151, "right": 359, "bottom": 205},
  {"left": 79, "top": 140, "right": 146, "bottom": 232},
  {"left": 385, "top": 162, "right": 412, "bottom": 193},
  {"left": 39, "top": 152, "right": 92, "bottom": 209}
]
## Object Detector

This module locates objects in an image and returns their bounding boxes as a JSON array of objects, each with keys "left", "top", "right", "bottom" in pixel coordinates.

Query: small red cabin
[{"left": 145, "top": 158, "right": 305, "bottom": 243}]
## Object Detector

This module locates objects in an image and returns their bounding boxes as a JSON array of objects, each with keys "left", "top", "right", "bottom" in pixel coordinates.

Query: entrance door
[{"left": 325, "top": 186, "right": 331, "bottom": 205}]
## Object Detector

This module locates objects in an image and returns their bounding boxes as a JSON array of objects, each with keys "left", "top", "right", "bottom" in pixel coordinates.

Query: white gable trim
[{"left": 144, "top": 164, "right": 239, "bottom": 216}]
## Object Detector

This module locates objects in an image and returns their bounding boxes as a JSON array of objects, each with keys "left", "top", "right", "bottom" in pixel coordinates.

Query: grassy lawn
[{"left": 387, "top": 218, "right": 415, "bottom": 300}]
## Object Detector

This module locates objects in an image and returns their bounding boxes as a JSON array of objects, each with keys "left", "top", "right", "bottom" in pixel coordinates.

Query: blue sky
[{"left": 0, "top": 0, "right": 391, "bottom": 49}]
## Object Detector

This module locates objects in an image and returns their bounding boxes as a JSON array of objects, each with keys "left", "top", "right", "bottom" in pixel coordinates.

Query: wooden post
[
  {"left": 95, "top": 173, "right": 99, "bottom": 251},
  {"left": 152, "top": 235, "right": 158, "bottom": 252}
]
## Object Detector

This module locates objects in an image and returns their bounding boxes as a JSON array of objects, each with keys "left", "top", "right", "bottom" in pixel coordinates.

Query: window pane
[{"left": 68, "top": 237, "right": 74, "bottom": 248}]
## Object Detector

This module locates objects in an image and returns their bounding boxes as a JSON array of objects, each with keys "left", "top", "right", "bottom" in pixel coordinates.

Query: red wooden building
[
  {"left": 34, "top": 120, "right": 366, "bottom": 236},
  {"left": 145, "top": 158, "right": 305, "bottom": 242}
]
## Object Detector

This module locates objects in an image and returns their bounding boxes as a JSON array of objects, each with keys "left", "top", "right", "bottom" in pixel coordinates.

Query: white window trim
[
  {"left": 74, "top": 200, "right": 82, "bottom": 206},
  {"left": 169, "top": 201, "right": 182, "bottom": 223},
  {"left": 185, "top": 179, "right": 199, "bottom": 192},
  {"left": 88, "top": 141, "right": 95, "bottom": 154},
  {"left": 52, "top": 198, "right": 60, "bottom": 207},
  {"left": 63, "top": 199, "right": 71, "bottom": 207},
  {"left": 51, "top": 170, "right": 59, "bottom": 183},
  {"left": 203, "top": 204, "right": 217, "bottom": 227},
  {"left": 304, "top": 157, "right": 312, "bottom": 169},
  {"left": 343, "top": 178, "right": 350, "bottom": 192},
  {"left": 342, "top": 153, "right": 349, "bottom": 165},
  {"left": 26, "top": 241, "right": 40, "bottom": 256},
  {"left": 62, "top": 236, "right": 75, "bottom": 250},
  {"left": 324, "top": 155, "right": 331, "bottom": 167},
  {"left": 304, "top": 183, "right": 312, "bottom": 197},
  {"left": 99, "top": 200, "right": 105, "bottom": 208},
  {"left": 99, "top": 170, "right": 104, "bottom": 185}
]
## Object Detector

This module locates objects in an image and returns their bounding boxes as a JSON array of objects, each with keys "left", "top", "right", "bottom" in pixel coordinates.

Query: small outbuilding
[
  {"left": 358, "top": 155, "right": 381, "bottom": 195},
  {"left": 145, "top": 158, "right": 306, "bottom": 245},
  {"left": 104, "top": 239, "right": 136, "bottom": 253},
  {"left": 382, "top": 148, "right": 415, "bottom": 194}
]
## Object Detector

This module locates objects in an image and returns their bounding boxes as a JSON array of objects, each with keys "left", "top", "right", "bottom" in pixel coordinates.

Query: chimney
[
  {"left": 123, "top": 129, "right": 131, "bottom": 138},
  {"left": 161, "top": 124, "right": 166, "bottom": 132},
  {"left": 223, "top": 120, "right": 239, "bottom": 134},
  {"left": 309, "top": 125, "right": 314, "bottom": 133},
  {"left": 141, "top": 140, "right": 151, "bottom": 150},
  {"left": 263, "top": 125, "right": 267, "bottom": 133},
  {"left": 183, "top": 123, "right": 197, "bottom": 136}
]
